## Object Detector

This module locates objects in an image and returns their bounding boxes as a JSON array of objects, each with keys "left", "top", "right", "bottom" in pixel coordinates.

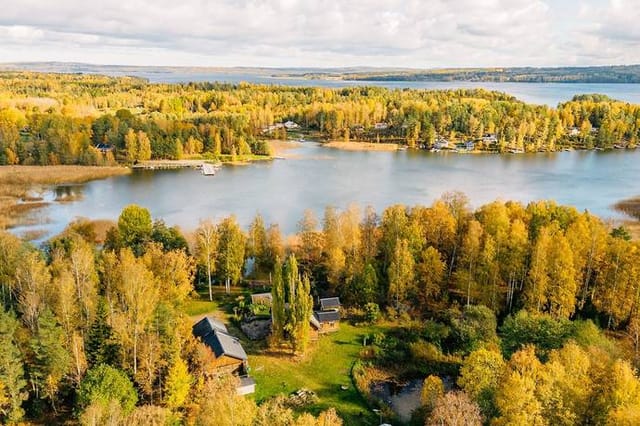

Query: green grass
[
  {"left": 250, "top": 323, "right": 384, "bottom": 425},
  {"left": 183, "top": 298, "right": 219, "bottom": 317},
  {"left": 183, "top": 291, "right": 384, "bottom": 424}
]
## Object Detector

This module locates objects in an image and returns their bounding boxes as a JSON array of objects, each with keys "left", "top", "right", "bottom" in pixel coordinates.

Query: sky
[{"left": 0, "top": 0, "right": 638, "bottom": 68}]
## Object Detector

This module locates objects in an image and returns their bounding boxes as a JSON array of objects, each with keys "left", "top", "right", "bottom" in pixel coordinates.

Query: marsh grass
[
  {"left": 614, "top": 196, "right": 640, "bottom": 220},
  {"left": 0, "top": 165, "right": 130, "bottom": 228}
]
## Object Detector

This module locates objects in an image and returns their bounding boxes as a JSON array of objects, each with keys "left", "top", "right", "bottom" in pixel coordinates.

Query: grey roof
[
  {"left": 320, "top": 297, "right": 341, "bottom": 310},
  {"left": 192, "top": 316, "right": 228, "bottom": 338},
  {"left": 202, "top": 329, "right": 248, "bottom": 361},
  {"left": 314, "top": 310, "right": 341, "bottom": 323}
]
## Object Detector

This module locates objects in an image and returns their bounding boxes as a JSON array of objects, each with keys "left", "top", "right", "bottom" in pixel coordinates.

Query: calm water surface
[{"left": 13, "top": 143, "right": 640, "bottom": 240}]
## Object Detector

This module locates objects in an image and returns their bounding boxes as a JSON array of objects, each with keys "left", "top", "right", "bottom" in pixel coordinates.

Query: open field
[
  {"left": 323, "top": 141, "right": 400, "bottom": 151},
  {"left": 0, "top": 165, "right": 130, "bottom": 229}
]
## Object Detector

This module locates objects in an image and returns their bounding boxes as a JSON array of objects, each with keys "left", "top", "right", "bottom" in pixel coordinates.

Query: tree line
[
  {"left": 0, "top": 205, "right": 340, "bottom": 424},
  {"left": 1, "top": 72, "right": 640, "bottom": 166},
  {"left": 2, "top": 194, "right": 640, "bottom": 423}
]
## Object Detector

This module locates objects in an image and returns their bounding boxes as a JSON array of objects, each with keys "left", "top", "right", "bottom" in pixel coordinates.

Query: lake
[
  {"left": 13, "top": 143, "right": 640, "bottom": 241},
  {"left": 101, "top": 69, "right": 640, "bottom": 106}
]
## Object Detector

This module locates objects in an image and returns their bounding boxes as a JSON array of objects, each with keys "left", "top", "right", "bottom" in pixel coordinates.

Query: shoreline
[
  {"left": 268, "top": 139, "right": 304, "bottom": 158},
  {"left": 323, "top": 140, "right": 399, "bottom": 151},
  {"left": 0, "top": 165, "right": 130, "bottom": 229}
]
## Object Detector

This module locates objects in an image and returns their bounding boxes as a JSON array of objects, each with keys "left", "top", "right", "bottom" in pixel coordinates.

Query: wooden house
[
  {"left": 192, "top": 316, "right": 254, "bottom": 394},
  {"left": 313, "top": 310, "right": 341, "bottom": 333}
]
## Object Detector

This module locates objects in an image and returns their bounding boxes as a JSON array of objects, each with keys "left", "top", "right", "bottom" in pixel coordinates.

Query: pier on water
[
  {"left": 201, "top": 163, "right": 217, "bottom": 175},
  {"left": 131, "top": 160, "right": 220, "bottom": 176}
]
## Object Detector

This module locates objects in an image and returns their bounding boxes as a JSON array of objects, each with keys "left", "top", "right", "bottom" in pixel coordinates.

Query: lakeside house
[
  {"left": 568, "top": 127, "right": 580, "bottom": 136},
  {"left": 433, "top": 138, "right": 449, "bottom": 150},
  {"left": 482, "top": 133, "right": 498, "bottom": 144},
  {"left": 94, "top": 143, "right": 114, "bottom": 153},
  {"left": 464, "top": 141, "right": 475, "bottom": 151},
  {"left": 374, "top": 122, "right": 389, "bottom": 130},
  {"left": 261, "top": 121, "right": 299, "bottom": 133},
  {"left": 192, "top": 316, "right": 256, "bottom": 395}
]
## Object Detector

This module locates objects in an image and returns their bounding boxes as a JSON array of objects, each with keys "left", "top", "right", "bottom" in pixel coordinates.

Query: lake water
[{"left": 13, "top": 143, "right": 640, "bottom": 241}]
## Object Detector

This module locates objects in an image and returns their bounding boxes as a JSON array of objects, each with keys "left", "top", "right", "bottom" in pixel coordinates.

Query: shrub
[
  {"left": 364, "top": 302, "right": 381, "bottom": 323},
  {"left": 77, "top": 364, "right": 138, "bottom": 415}
]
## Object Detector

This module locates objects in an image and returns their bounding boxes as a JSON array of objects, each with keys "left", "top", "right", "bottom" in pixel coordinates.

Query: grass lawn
[
  {"left": 250, "top": 323, "right": 384, "bottom": 425},
  {"left": 184, "top": 290, "right": 386, "bottom": 424},
  {"left": 183, "top": 298, "right": 219, "bottom": 317}
]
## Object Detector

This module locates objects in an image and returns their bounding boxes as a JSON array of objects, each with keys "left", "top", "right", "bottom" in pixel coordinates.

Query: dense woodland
[
  {"left": 1, "top": 194, "right": 640, "bottom": 424},
  {"left": 1, "top": 72, "right": 640, "bottom": 166},
  {"left": 306, "top": 65, "right": 640, "bottom": 83}
]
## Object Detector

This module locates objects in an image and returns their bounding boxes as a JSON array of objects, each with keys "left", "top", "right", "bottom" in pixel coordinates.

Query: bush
[
  {"left": 364, "top": 302, "right": 381, "bottom": 323},
  {"left": 77, "top": 364, "right": 138, "bottom": 415},
  {"left": 447, "top": 305, "right": 498, "bottom": 354}
]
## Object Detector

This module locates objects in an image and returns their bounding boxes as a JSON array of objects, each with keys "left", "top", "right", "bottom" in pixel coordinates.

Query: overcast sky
[{"left": 0, "top": 0, "right": 638, "bottom": 68}]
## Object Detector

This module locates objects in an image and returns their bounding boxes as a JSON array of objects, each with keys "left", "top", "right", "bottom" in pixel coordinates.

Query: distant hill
[{"left": 2, "top": 62, "right": 639, "bottom": 83}]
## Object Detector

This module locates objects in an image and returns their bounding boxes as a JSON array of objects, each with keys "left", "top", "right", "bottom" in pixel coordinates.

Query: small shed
[
  {"left": 320, "top": 297, "right": 341, "bottom": 311},
  {"left": 251, "top": 292, "right": 273, "bottom": 306},
  {"left": 313, "top": 310, "right": 341, "bottom": 333}
]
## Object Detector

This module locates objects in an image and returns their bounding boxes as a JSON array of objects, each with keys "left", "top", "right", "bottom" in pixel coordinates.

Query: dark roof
[
  {"left": 314, "top": 310, "right": 341, "bottom": 323},
  {"left": 202, "top": 329, "right": 248, "bottom": 361},
  {"left": 320, "top": 297, "right": 341, "bottom": 310},
  {"left": 192, "top": 316, "right": 228, "bottom": 339}
]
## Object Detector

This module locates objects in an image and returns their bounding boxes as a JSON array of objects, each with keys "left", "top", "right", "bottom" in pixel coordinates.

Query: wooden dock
[
  {"left": 201, "top": 163, "right": 217, "bottom": 176},
  {"left": 131, "top": 160, "right": 221, "bottom": 176},
  {"left": 131, "top": 160, "right": 204, "bottom": 170}
]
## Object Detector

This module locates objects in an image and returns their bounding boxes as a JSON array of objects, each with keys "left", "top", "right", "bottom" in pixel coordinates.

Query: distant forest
[
  {"left": 293, "top": 65, "right": 640, "bottom": 84},
  {"left": 2, "top": 71, "right": 640, "bottom": 167}
]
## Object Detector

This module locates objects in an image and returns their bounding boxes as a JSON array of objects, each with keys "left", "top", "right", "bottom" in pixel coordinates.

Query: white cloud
[{"left": 0, "top": 0, "right": 637, "bottom": 67}]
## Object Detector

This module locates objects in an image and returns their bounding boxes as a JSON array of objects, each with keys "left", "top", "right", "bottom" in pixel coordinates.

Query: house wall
[
  {"left": 212, "top": 356, "right": 244, "bottom": 375},
  {"left": 319, "top": 321, "right": 340, "bottom": 333}
]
